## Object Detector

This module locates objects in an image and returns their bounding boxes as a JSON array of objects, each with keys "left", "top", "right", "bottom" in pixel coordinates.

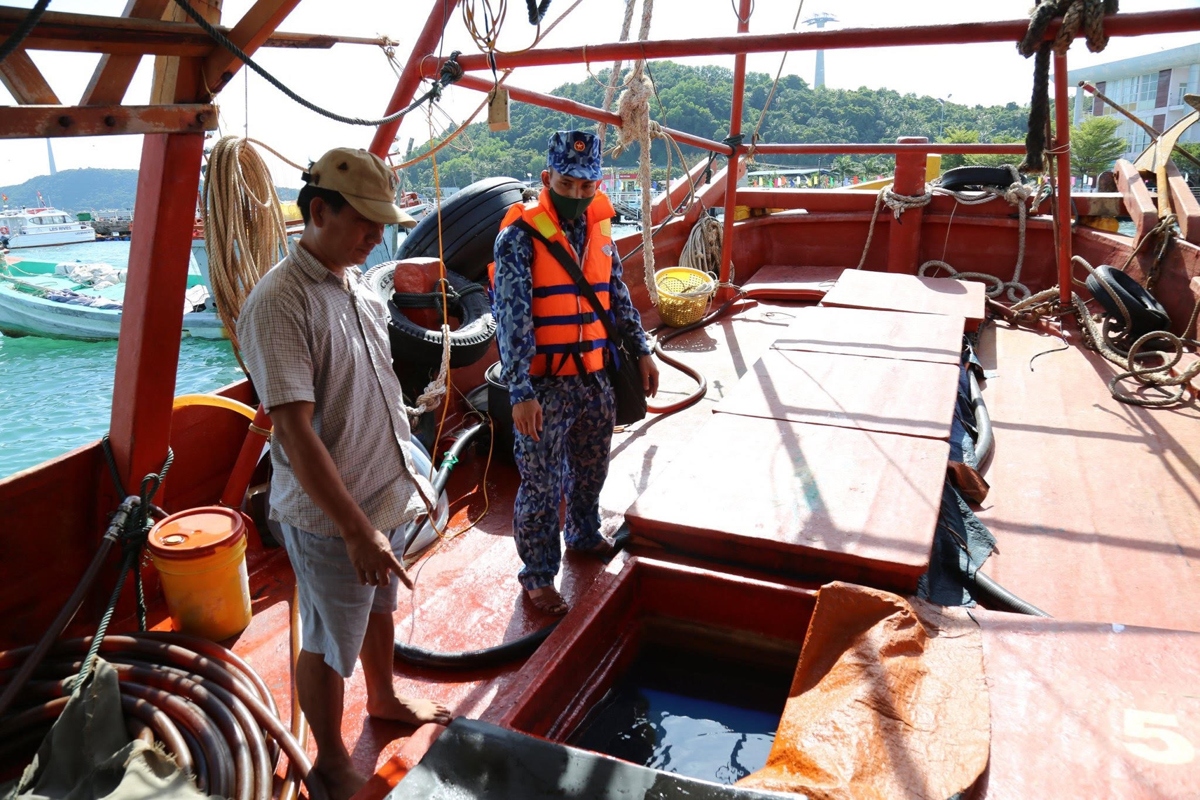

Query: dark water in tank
[{"left": 570, "top": 642, "right": 793, "bottom": 785}]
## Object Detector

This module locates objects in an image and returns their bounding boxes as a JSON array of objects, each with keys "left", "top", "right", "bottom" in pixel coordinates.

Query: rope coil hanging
[{"left": 202, "top": 137, "right": 289, "bottom": 353}]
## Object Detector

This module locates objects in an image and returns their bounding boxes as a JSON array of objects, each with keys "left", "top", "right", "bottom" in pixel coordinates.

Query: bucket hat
[{"left": 305, "top": 148, "right": 416, "bottom": 228}]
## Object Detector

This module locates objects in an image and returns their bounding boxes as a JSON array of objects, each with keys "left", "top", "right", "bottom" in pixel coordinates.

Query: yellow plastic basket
[{"left": 655, "top": 266, "right": 717, "bottom": 327}]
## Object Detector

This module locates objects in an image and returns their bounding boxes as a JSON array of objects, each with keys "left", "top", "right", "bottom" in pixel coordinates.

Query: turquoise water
[{"left": 0, "top": 241, "right": 243, "bottom": 479}]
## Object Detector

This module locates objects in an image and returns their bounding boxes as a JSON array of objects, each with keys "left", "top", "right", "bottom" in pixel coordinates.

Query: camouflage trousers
[{"left": 512, "top": 371, "right": 616, "bottom": 591}]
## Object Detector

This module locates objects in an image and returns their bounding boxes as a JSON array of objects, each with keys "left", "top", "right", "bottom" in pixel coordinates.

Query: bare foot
[
  {"left": 366, "top": 694, "right": 452, "bottom": 726},
  {"left": 312, "top": 758, "right": 369, "bottom": 800}
]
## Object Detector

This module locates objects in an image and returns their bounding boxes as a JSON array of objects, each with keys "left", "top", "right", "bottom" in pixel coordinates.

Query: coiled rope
[
  {"left": 918, "top": 166, "right": 1036, "bottom": 301},
  {"left": 202, "top": 136, "right": 288, "bottom": 353},
  {"left": 678, "top": 213, "right": 724, "bottom": 278},
  {"left": 1016, "top": 0, "right": 1117, "bottom": 173},
  {"left": 1002, "top": 257, "right": 1200, "bottom": 407}
]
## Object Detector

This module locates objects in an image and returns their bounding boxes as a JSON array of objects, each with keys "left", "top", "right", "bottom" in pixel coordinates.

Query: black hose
[
  {"left": 394, "top": 621, "right": 561, "bottom": 670},
  {"left": 968, "top": 569, "right": 1051, "bottom": 617},
  {"left": 402, "top": 422, "right": 488, "bottom": 553},
  {"left": 967, "top": 369, "right": 993, "bottom": 470}
]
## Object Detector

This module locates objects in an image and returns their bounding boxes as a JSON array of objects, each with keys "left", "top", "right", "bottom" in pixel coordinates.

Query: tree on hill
[{"left": 1070, "top": 116, "right": 1126, "bottom": 184}]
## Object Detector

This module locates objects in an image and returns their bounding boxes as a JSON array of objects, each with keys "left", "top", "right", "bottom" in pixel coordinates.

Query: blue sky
[{"left": 2, "top": 0, "right": 1197, "bottom": 187}]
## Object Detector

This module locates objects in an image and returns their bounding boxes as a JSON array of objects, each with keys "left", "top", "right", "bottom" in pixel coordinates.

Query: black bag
[{"left": 512, "top": 219, "right": 648, "bottom": 426}]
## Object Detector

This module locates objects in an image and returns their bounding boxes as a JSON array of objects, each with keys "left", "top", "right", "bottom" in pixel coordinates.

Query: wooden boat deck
[
  {"left": 974, "top": 321, "right": 1200, "bottom": 632},
  {"left": 48, "top": 277, "right": 1199, "bottom": 785}
]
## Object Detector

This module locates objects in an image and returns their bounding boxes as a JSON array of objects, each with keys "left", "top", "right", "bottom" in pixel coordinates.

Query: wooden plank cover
[
  {"left": 715, "top": 348, "right": 960, "bottom": 440},
  {"left": 820, "top": 269, "right": 986, "bottom": 330},
  {"left": 625, "top": 413, "right": 948, "bottom": 591},
  {"left": 976, "top": 610, "right": 1200, "bottom": 799},
  {"left": 772, "top": 305, "right": 964, "bottom": 364},
  {"left": 743, "top": 264, "right": 845, "bottom": 298}
]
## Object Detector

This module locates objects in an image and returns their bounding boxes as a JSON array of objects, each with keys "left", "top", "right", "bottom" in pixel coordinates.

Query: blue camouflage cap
[{"left": 547, "top": 130, "right": 602, "bottom": 181}]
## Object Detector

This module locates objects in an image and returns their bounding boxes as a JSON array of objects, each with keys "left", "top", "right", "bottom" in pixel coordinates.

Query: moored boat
[
  {"left": 1, "top": 2, "right": 1200, "bottom": 799},
  {"left": 0, "top": 206, "right": 96, "bottom": 249}
]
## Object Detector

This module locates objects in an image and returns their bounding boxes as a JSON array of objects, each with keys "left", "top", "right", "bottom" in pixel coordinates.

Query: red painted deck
[
  {"left": 975, "top": 609, "right": 1200, "bottom": 798},
  {"left": 714, "top": 348, "right": 961, "bottom": 439},
  {"left": 972, "top": 322, "right": 1200, "bottom": 632},
  {"left": 772, "top": 305, "right": 965, "bottom": 364},
  {"left": 820, "top": 269, "right": 986, "bottom": 331}
]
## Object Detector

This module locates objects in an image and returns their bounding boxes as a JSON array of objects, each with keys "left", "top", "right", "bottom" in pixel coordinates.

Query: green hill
[{"left": 0, "top": 168, "right": 298, "bottom": 215}]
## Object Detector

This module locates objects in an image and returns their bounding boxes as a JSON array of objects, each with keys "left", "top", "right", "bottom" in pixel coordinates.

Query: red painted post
[
  {"left": 368, "top": 0, "right": 463, "bottom": 158},
  {"left": 717, "top": 0, "right": 753, "bottom": 301},
  {"left": 886, "top": 136, "right": 930, "bottom": 273},
  {"left": 1054, "top": 51, "right": 1073, "bottom": 306},
  {"left": 109, "top": 133, "right": 206, "bottom": 493}
]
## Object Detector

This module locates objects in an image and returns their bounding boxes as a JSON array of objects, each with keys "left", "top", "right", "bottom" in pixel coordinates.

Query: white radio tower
[{"left": 803, "top": 13, "right": 838, "bottom": 89}]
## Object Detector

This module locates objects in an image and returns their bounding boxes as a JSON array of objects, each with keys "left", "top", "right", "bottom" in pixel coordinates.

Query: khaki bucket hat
[{"left": 305, "top": 148, "right": 417, "bottom": 228}]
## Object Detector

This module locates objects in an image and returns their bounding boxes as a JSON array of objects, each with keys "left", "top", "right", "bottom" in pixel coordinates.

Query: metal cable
[{"left": 171, "top": 0, "right": 462, "bottom": 125}]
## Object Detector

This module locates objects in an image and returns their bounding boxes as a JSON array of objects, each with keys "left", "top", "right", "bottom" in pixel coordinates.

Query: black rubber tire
[
  {"left": 936, "top": 166, "right": 1015, "bottom": 191},
  {"left": 387, "top": 269, "right": 497, "bottom": 368},
  {"left": 1085, "top": 264, "right": 1171, "bottom": 339},
  {"left": 398, "top": 177, "right": 527, "bottom": 282}
]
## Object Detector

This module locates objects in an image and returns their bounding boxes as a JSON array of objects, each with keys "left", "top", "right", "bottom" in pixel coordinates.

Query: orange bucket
[{"left": 147, "top": 506, "right": 252, "bottom": 641}]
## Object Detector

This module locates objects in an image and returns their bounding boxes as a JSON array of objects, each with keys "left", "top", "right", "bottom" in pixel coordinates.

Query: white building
[{"left": 1069, "top": 43, "right": 1199, "bottom": 160}]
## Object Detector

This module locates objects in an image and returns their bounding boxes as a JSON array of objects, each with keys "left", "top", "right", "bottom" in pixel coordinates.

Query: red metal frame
[
  {"left": 437, "top": 9, "right": 1200, "bottom": 72},
  {"left": 368, "top": 0, "right": 464, "bottom": 157},
  {"left": 717, "top": 0, "right": 752, "bottom": 301},
  {"left": 1054, "top": 51, "right": 1073, "bottom": 305},
  {"left": 446, "top": 73, "right": 729, "bottom": 155}
]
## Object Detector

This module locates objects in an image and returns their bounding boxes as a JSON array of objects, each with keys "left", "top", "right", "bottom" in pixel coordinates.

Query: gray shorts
[{"left": 279, "top": 523, "right": 403, "bottom": 678}]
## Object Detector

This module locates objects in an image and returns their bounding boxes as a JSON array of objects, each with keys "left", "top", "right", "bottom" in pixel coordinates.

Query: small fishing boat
[
  {"left": 0, "top": 255, "right": 223, "bottom": 340},
  {"left": 0, "top": 206, "right": 96, "bottom": 249},
  {"left": 1, "top": 2, "right": 1199, "bottom": 799}
]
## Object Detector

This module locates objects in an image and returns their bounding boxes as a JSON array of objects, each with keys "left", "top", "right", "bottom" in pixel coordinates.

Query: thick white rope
[
  {"left": 614, "top": 66, "right": 659, "bottom": 304},
  {"left": 596, "top": 0, "right": 639, "bottom": 148},
  {"left": 854, "top": 185, "right": 933, "bottom": 271},
  {"left": 678, "top": 213, "right": 723, "bottom": 279},
  {"left": 203, "top": 136, "right": 288, "bottom": 352}
]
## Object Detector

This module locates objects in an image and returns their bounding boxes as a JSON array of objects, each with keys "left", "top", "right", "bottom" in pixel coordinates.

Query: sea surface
[{"left": 0, "top": 240, "right": 243, "bottom": 479}]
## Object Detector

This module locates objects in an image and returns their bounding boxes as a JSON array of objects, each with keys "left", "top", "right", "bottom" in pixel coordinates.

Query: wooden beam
[
  {"left": 0, "top": 48, "right": 59, "bottom": 105},
  {"left": 81, "top": 0, "right": 173, "bottom": 106},
  {"left": 202, "top": 0, "right": 301, "bottom": 96},
  {"left": 0, "top": 104, "right": 218, "bottom": 138},
  {"left": 0, "top": 7, "right": 365, "bottom": 57},
  {"left": 109, "top": 133, "right": 207, "bottom": 498},
  {"left": 151, "top": 0, "right": 221, "bottom": 106}
]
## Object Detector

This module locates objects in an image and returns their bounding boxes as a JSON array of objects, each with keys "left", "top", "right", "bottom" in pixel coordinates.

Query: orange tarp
[{"left": 738, "top": 582, "right": 990, "bottom": 799}]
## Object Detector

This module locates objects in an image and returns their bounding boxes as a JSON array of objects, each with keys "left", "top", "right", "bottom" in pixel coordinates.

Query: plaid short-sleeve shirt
[{"left": 238, "top": 242, "right": 434, "bottom": 537}]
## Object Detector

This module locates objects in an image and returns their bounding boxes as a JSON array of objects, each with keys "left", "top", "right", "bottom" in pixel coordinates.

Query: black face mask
[{"left": 548, "top": 187, "right": 595, "bottom": 222}]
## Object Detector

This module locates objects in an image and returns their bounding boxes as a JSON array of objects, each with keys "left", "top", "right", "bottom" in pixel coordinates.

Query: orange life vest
[{"left": 492, "top": 190, "right": 617, "bottom": 377}]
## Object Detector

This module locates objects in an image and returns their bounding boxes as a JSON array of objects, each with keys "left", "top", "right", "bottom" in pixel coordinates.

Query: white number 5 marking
[{"left": 1122, "top": 710, "right": 1196, "bottom": 765}]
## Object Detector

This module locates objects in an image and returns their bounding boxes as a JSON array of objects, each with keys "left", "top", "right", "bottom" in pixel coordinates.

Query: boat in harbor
[
  {"left": 1, "top": 3, "right": 1199, "bottom": 799},
  {"left": 0, "top": 205, "right": 96, "bottom": 249},
  {"left": 0, "top": 253, "right": 224, "bottom": 340}
]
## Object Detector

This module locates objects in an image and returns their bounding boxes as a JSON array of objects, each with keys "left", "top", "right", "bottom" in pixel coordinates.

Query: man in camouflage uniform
[{"left": 492, "top": 130, "right": 658, "bottom": 615}]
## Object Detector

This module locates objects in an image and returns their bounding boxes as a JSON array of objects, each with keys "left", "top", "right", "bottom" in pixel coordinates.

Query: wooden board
[
  {"left": 976, "top": 610, "right": 1200, "bottom": 799},
  {"left": 772, "top": 305, "right": 965, "bottom": 364},
  {"left": 820, "top": 269, "right": 986, "bottom": 330},
  {"left": 625, "top": 413, "right": 948, "bottom": 592},
  {"left": 715, "top": 348, "right": 960, "bottom": 440}
]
